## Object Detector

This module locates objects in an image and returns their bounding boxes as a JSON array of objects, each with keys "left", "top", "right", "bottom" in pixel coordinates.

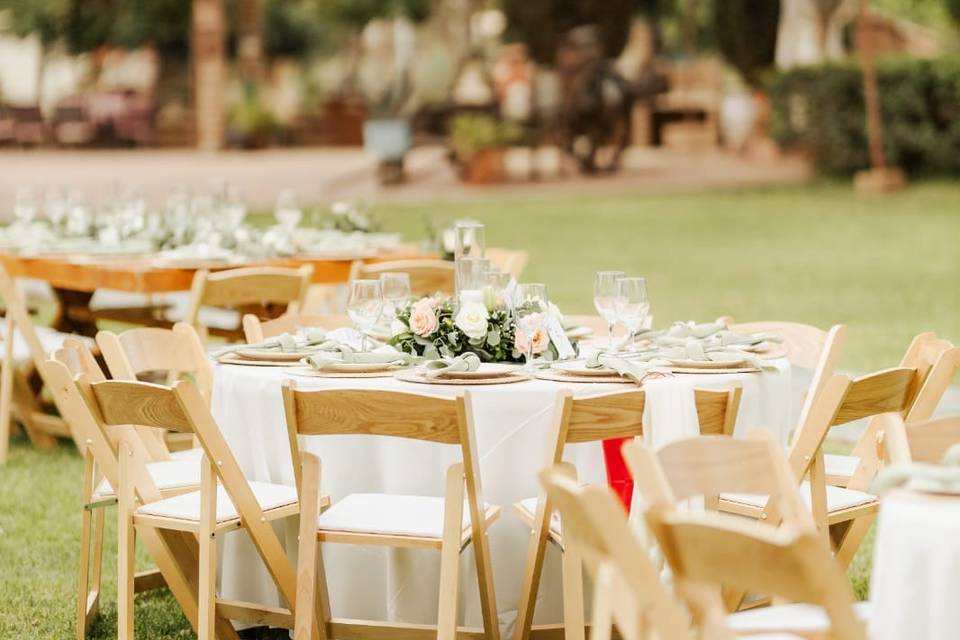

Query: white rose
[{"left": 454, "top": 301, "right": 489, "bottom": 340}]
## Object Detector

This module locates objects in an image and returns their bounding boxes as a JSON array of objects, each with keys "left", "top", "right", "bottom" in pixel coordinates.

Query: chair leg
[
  {"left": 590, "top": 565, "right": 614, "bottom": 640},
  {"left": 198, "top": 460, "right": 217, "bottom": 640},
  {"left": 117, "top": 443, "right": 136, "bottom": 640},
  {"left": 0, "top": 314, "right": 14, "bottom": 464},
  {"left": 437, "top": 465, "right": 465, "bottom": 640},
  {"left": 512, "top": 506, "right": 551, "bottom": 640},
  {"left": 834, "top": 515, "right": 876, "bottom": 569},
  {"left": 295, "top": 454, "right": 327, "bottom": 640},
  {"left": 76, "top": 504, "right": 93, "bottom": 640},
  {"left": 89, "top": 507, "right": 105, "bottom": 622},
  {"left": 561, "top": 545, "right": 586, "bottom": 640}
]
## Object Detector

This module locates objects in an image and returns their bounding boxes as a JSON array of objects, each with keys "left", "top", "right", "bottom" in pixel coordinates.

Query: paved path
[{"left": 0, "top": 145, "right": 811, "bottom": 216}]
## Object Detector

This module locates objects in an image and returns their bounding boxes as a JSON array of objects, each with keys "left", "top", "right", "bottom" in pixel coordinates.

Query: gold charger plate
[
  {"left": 536, "top": 370, "right": 632, "bottom": 384},
  {"left": 285, "top": 366, "right": 399, "bottom": 379},
  {"left": 669, "top": 366, "right": 759, "bottom": 374},
  {"left": 218, "top": 355, "right": 295, "bottom": 367},
  {"left": 395, "top": 370, "right": 531, "bottom": 385},
  {"left": 235, "top": 349, "right": 314, "bottom": 362}
]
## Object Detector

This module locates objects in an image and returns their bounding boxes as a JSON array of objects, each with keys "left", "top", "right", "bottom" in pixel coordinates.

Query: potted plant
[
  {"left": 227, "top": 84, "right": 280, "bottom": 149},
  {"left": 450, "top": 114, "right": 523, "bottom": 184}
]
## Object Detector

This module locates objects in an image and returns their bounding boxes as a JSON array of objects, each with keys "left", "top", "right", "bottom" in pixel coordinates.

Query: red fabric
[{"left": 602, "top": 437, "right": 633, "bottom": 512}]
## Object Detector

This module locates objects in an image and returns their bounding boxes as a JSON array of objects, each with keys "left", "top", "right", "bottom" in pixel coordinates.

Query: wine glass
[
  {"left": 275, "top": 189, "right": 302, "bottom": 233},
  {"left": 223, "top": 183, "right": 247, "bottom": 229},
  {"left": 379, "top": 272, "right": 411, "bottom": 321},
  {"left": 347, "top": 279, "right": 383, "bottom": 352},
  {"left": 14, "top": 187, "right": 38, "bottom": 225},
  {"left": 615, "top": 277, "right": 650, "bottom": 348},
  {"left": 44, "top": 188, "right": 67, "bottom": 231},
  {"left": 594, "top": 270, "right": 625, "bottom": 351},
  {"left": 514, "top": 283, "right": 549, "bottom": 372}
]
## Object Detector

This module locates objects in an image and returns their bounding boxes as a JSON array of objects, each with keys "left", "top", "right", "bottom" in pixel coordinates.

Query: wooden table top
[{"left": 0, "top": 247, "right": 434, "bottom": 293}]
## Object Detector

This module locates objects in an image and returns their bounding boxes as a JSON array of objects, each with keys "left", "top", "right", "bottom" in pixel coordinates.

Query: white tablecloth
[
  {"left": 210, "top": 358, "right": 792, "bottom": 633},
  {"left": 869, "top": 490, "right": 960, "bottom": 640}
]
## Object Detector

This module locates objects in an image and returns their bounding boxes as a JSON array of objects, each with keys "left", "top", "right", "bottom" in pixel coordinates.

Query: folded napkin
[
  {"left": 214, "top": 328, "right": 328, "bottom": 358},
  {"left": 303, "top": 343, "right": 417, "bottom": 370},
  {"left": 422, "top": 352, "right": 482, "bottom": 379},
  {"left": 872, "top": 444, "right": 960, "bottom": 495},
  {"left": 585, "top": 353, "right": 673, "bottom": 384}
]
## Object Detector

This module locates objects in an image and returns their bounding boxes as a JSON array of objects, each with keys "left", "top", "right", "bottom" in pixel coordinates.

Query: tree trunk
[
  {"left": 237, "top": 0, "right": 265, "bottom": 84},
  {"left": 857, "top": 0, "right": 886, "bottom": 169},
  {"left": 192, "top": 0, "right": 226, "bottom": 151}
]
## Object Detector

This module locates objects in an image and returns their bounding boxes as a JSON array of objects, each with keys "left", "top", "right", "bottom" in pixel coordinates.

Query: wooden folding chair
[
  {"left": 242, "top": 313, "right": 352, "bottom": 343},
  {"left": 97, "top": 322, "right": 213, "bottom": 456},
  {"left": 884, "top": 413, "right": 960, "bottom": 465},
  {"left": 623, "top": 429, "right": 812, "bottom": 611},
  {"left": 78, "top": 375, "right": 315, "bottom": 639},
  {"left": 486, "top": 248, "right": 529, "bottom": 280},
  {"left": 0, "top": 263, "right": 95, "bottom": 462},
  {"left": 183, "top": 265, "right": 313, "bottom": 341},
  {"left": 512, "top": 385, "right": 741, "bottom": 640},
  {"left": 282, "top": 383, "right": 500, "bottom": 640},
  {"left": 647, "top": 506, "right": 867, "bottom": 639},
  {"left": 825, "top": 332, "right": 958, "bottom": 487},
  {"left": 42, "top": 349, "right": 236, "bottom": 640},
  {"left": 349, "top": 259, "right": 455, "bottom": 297},
  {"left": 718, "top": 355, "right": 924, "bottom": 566},
  {"left": 536, "top": 466, "right": 690, "bottom": 640}
]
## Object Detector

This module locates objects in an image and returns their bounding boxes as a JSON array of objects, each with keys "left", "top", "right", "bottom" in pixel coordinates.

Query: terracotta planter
[
  {"left": 461, "top": 148, "right": 506, "bottom": 184},
  {"left": 323, "top": 98, "right": 365, "bottom": 146}
]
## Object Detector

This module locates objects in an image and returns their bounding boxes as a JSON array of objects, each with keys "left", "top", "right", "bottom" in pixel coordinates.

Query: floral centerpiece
[{"left": 390, "top": 295, "right": 571, "bottom": 363}]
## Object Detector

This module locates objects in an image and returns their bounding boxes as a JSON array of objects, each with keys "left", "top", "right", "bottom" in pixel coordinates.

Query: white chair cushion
[
  {"left": 727, "top": 601, "right": 871, "bottom": 634},
  {"left": 825, "top": 453, "right": 860, "bottom": 479},
  {"left": 94, "top": 458, "right": 201, "bottom": 498},
  {"left": 0, "top": 324, "right": 95, "bottom": 362},
  {"left": 137, "top": 481, "right": 297, "bottom": 522},
  {"left": 169, "top": 447, "right": 205, "bottom": 461},
  {"left": 722, "top": 481, "right": 876, "bottom": 513},
  {"left": 518, "top": 497, "right": 562, "bottom": 535},
  {"left": 317, "top": 493, "right": 482, "bottom": 539}
]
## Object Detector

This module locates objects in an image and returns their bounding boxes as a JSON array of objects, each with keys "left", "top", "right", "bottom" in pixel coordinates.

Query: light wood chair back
[
  {"left": 625, "top": 430, "right": 810, "bottom": 527},
  {"left": 486, "top": 248, "right": 529, "bottom": 279},
  {"left": 184, "top": 265, "right": 313, "bottom": 339},
  {"left": 884, "top": 413, "right": 960, "bottom": 465},
  {"left": 348, "top": 259, "right": 454, "bottom": 297},
  {"left": 0, "top": 263, "right": 67, "bottom": 460},
  {"left": 646, "top": 509, "right": 866, "bottom": 640},
  {"left": 242, "top": 312, "right": 352, "bottom": 343},
  {"left": 282, "top": 382, "right": 500, "bottom": 640},
  {"left": 537, "top": 466, "right": 690, "bottom": 640},
  {"left": 725, "top": 320, "right": 828, "bottom": 370}
]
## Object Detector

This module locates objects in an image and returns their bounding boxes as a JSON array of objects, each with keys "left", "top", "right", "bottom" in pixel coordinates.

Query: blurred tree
[
  {"left": 0, "top": 0, "right": 70, "bottom": 105},
  {"left": 714, "top": 0, "right": 781, "bottom": 86},
  {"left": 236, "top": 0, "right": 263, "bottom": 82},
  {"left": 502, "top": 0, "right": 645, "bottom": 65}
]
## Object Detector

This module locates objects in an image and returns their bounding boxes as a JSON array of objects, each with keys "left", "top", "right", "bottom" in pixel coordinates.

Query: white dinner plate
[
  {"left": 235, "top": 348, "right": 316, "bottom": 362},
  {"left": 309, "top": 360, "right": 404, "bottom": 373},
  {"left": 551, "top": 360, "right": 618, "bottom": 377},
  {"left": 430, "top": 363, "right": 517, "bottom": 380}
]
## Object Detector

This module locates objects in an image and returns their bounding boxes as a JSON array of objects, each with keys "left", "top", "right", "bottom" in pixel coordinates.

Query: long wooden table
[{"left": 0, "top": 248, "right": 431, "bottom": 335}]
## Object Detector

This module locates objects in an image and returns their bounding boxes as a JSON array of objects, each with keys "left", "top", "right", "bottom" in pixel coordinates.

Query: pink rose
[
  {"left": 409, "top": 302, "right": 438, "bottom": 337},
  {"left": 515, "top": 327, "right": 550, "bottom": 355}
]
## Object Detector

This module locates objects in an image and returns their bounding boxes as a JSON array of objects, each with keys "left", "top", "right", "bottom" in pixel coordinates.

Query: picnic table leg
[{"left": 51, "top": 288, "right": 98, "bottom": 337}]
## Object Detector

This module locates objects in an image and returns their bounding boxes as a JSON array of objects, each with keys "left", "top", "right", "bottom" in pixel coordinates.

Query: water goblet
[
  {"left": 379, "top": 272, "right": 411, "bottom": 321},
  {"left": 615, "top": 277, "right": 650, "bottom": 348},
  {"left": 14, "top": 186, "right": 38, "bottom": 225},
  {"left": 275, "top": 189, "right": 302, "bottom": 234},
  {"left": 347, "top": 279, "right": 383, "bottom": 352},
  {"left": 594, "top": 270, "right": 625, "bottom": 351}
]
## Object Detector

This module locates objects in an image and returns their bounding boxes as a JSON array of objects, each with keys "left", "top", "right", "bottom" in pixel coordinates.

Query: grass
[{"left": 1, "top": 180, "right": 958, "bottom": 637}]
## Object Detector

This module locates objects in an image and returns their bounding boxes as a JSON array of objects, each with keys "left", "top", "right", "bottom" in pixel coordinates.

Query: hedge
[{"left": 768, "top": 56, "right": 960, "bottom": 176}]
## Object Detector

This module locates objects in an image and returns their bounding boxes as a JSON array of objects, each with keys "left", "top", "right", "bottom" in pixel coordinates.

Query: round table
[
  {"left": 869, "top": 489, "right": 960, "bottom": 640},
  {"left": 210, "top": 358, "right": 793, "bottom": 633}
]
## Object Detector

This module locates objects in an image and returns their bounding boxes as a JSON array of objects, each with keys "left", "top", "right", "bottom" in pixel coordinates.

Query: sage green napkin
[
  {"left": 585, "top": 353, "right": 672, "bottom": 384},
  {"left": 422, "top": 352, "right": 482, "bottom": 379},
  {"left": 214, "top": 328, "right": 328, "bottom": 358},
  {"left": 303, "top": 343, "right": 417, "bottom": 370}
]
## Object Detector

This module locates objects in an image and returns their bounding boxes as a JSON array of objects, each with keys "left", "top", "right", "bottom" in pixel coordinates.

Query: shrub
[{"left": 769, "top": 56, "right": 960, "bottom": 176}]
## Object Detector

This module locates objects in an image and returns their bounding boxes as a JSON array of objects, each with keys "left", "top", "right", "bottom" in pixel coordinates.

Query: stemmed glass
[
  {"left": 347, "top": 279, "right": 383, "bottom": 352},
  {"left": 514, "top": 283, "right": 549, "bottom": 372},
  {"left": 14, "top": 187, "right": 38, "bottom": 225},
  {"left": 223, "top": 183, "right": 247, "bottom": 228},
  {"left": 379, "top": 272, "right": 411, "bottom": 321},
  {"left": 594, "top": 270, "right": 625, "bottom": 351},
  {"left": 275, "top": 189, "right": 302, "bottom": 234},
  {"left": 615, "top": 277, "right": 650, "bottom": 348},
  {"left": 483, "top": 270, "right": 511, "bottom": 310},
  {"left": 44, "top": 188, "right": 67, "bottom": 232}
]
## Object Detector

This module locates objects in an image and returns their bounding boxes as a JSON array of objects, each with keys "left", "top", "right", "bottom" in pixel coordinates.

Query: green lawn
[{"left": 1, "top": 181, "right": 958, "bottom": 638}]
